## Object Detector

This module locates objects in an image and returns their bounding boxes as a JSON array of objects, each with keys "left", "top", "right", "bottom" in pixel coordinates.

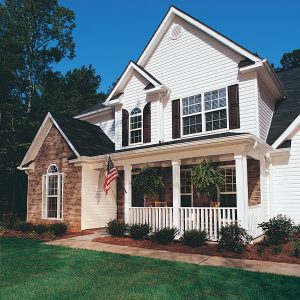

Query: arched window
[
  {"left": 130, "top": 108, "right": 142, "bottom": 144},
  {"left": 42, "top": 164, "right": 63, "bottom": 219}
]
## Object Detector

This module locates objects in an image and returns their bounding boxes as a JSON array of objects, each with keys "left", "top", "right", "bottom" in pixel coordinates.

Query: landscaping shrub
[
  {"left": 15, "top": 222, "right": 34, "bottom": 232},
  {"left": 294, "top": 239, "right": 300, "bottom": 257},
  {"left": 272, "top": 245, "right": 282, "bottom": 255},
  {"left": 182, "top": 229, "right": 208, "bottom": 247},
  {"left": 129, "top": 224, "right": 151, "bottom": 240},
  {"left": 106, "top": 219, "right": 128, "bottom": 237},
  {"left": 256, "top": 244, "right": 265, "bottom": 256},
  {"left": 218, "top": 223, "right": 253, "bottom": 254},
  {"left": 152, "top": 227, "right": 179, "bottom": 244},
  {"left": 293, "top": 225, "right": 300, "bottom": 237},
  {"left": 49, "top": 223, "right": 67, "bottom": 235},
  {"left": 34, "top": 224, "right": 49, "bottom": 234},
  {"left": 259, "top": 214, "right": 294, "bottom": 245}
]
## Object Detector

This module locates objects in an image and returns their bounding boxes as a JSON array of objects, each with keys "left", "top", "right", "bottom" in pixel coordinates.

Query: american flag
[{"left": 104, "top": 156, "right": 118, "bottom": 194}]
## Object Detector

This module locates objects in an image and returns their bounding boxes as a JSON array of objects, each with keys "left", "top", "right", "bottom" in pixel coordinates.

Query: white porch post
[
  {"left": 234, "top": 154, "right": 249, "bottom": 229},
  {"left": 172, "top": 160, "right": 181, "bottom": 230},
  {"left": 124, "top": 165, "right": 132, "bottom": 224}
]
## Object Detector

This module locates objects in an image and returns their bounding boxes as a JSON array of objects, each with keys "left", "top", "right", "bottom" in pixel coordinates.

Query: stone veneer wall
[
  {"left": 247, "top": 158, "right": 261, "bottom": 206},
  {"left": 117, "top": 170, "right": 125, "bottom": 221},
  {"left": 27, "top": 126, "right": 82, "bottom": 231}
]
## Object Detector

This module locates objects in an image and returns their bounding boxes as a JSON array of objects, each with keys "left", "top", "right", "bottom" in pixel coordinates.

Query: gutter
[{"left": 74, "top": 107, "right": 112, "bottom": 120}]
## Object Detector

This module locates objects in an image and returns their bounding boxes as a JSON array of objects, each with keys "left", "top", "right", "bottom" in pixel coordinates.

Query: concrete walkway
[{"left": 45, "top": 233, "right": 300, "bottom": 278}]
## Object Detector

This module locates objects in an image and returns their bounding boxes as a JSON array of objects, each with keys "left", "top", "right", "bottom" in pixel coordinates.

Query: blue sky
[{"left": 59, "top": 0, "right": 300, "bottom": 92}]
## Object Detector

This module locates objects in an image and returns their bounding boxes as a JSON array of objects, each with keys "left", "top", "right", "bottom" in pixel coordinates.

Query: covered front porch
[{"left": 113, "top": 135, "right": 269, "bottom": 240}]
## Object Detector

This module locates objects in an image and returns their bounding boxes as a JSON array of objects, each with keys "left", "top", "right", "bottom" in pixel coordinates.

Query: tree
[
  {"left": 0, "top": 0, "right": 75, "bottom": 111},
  {"left": 274, "top": 49, "right": 300, "bottom": 71}
]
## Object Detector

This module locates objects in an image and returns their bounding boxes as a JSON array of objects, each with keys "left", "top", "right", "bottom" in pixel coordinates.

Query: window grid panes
[
  {"left": 220, "top": 168, "right": 236, "bottom": 194},
  {"left": 182, "top": 88, "right": 228, "bottom": 136},
  {"left": 130, "top": 108, "right": 142, "bottom": 144},
  {"left": 180, "top": 170, "right": 192, "bottom": 194}
]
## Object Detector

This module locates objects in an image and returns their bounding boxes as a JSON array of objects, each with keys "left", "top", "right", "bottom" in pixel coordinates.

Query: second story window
[
  {"left": 130, "top": 108, "right": 142, "bottom": 144},
  {"left": 181, "top": 87, "right": 228, "bottom": 136}
]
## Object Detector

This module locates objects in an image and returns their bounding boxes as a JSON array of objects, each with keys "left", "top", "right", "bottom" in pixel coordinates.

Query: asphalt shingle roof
[{"left": 267, "top": 67, "right": 300, "bottom": 145}]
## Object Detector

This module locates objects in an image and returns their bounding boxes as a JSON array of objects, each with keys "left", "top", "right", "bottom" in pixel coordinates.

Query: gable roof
[
  {"left": 106, "top": 61, "right": 162, "bottom": 102},
  {"left": 19, "top": 112, "right": 114, "bottom": 168},
  {"left": 267, "top": 67, "right": 300, "bottom": 146},
  {"left": 77, "top": 101, "right": 106, "bottom": 117},
  {"left": 137, "top": 6, "right": 261, "bottom": 67}
]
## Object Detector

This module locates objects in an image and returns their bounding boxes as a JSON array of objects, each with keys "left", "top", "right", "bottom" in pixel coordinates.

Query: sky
[{"left": 58, "top": 0, "right": 300, "bottom": 92}]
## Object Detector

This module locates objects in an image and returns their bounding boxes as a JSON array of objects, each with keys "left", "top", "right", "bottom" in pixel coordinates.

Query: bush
[
  {"left": 272, "top": 245, "right": 282, "bottom": 255},
  {"left": 49, "top": 223, "right": 67, "bottom": 235},
  {"left": 259, "top": 215, "right": 294, "bottom": 245},
  {"left": 218, "top": 223, "right": 253, "bottom": 254},
  {"left": 34, "top": 224, "right": 49, "bottom": 234},
  {"left": 293, "top": 225, "right": 300, "bottom": 237},
  {"left": 1, "top": 213, "right": 18, "bottom": 229},
  {"left": 182, "top": 229, "right": 208, "bottom": 247},
  {"left": 129, "top": 224, "right": 151, "bottom": 240},
  {"left": 152, "top": 227, "right": 179, "bottom": 245},
  {"left": 106, "top": 219, "right": 128, "bottom": 237},
  {"left": 256, "top": 244, "right": 265, "bottom": 256},
  {"left": 294, "top": 239, "right": 300, "bottom": 257},
  {"left": 15, "top": 222, "right": 33, "bottom": 232}
]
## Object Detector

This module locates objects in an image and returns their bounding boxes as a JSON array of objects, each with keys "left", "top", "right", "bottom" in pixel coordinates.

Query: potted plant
[
  {"left": 133, "top": 165, "right": 165, "bottom": 207},
  {"left": 191, "top": 159, "right": 224, "bottom": 205}
]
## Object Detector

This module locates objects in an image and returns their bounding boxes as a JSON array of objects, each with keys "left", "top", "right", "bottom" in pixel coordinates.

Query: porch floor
[{"left": 45, "top": 233, "right": 300, "bottom": 277}]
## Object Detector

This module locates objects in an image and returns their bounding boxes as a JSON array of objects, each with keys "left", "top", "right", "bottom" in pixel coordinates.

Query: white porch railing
[
  {"left": 129, "top": 207, "right": 237, "bottom": 241},
  {"left": 248, "top": 205, "right": 263, "bottom": 238}
]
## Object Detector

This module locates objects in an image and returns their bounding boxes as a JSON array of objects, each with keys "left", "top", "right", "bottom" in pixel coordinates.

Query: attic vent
[{"left": 170, "top": 25, "right": 182, "bottom": 40}]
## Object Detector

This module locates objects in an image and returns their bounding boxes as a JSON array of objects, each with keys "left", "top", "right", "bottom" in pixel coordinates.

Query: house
[{"left": 18, "top": 6, "right": 300, "bottom": 239}]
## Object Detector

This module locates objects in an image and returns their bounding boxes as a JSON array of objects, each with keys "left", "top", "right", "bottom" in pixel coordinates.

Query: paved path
[{"left": 45, "top": 233, "right": 300, "bottom": 278}]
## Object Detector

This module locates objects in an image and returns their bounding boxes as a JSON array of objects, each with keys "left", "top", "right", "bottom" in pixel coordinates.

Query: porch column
[
  {"left": 124, "top": 165, "right": 132, "bottom": 224},
  {"left": 172, "top": 160, "right": 181, "bottom": 229},
  {"left": 234, "top": 154, "right": 249, "bottom": 229}
]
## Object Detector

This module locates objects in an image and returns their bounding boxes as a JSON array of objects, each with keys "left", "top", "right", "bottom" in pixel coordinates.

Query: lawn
[{"left": 0, "top": 238, "right": 299, "bottom": 300}]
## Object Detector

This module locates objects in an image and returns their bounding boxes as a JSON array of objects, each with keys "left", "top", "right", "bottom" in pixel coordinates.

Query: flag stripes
[{"left": 104, "top": 156, "right": 118, "bottom": 194}]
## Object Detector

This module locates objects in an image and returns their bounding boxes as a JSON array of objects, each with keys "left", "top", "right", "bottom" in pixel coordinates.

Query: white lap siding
[{"left": 270, "top": 130, "right": 300, "bottom": 224}]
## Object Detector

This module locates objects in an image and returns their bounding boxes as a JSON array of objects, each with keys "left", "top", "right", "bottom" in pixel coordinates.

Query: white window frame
[
  {"left": 180, "top": 169, "right": 193, "bottom": 207},
  {"left": 218, "top": 165, "right": 237, "bottom": 207},
  {"left": 181, "top": 86, "right": 230, "bottom": 137},
  {"left": 42, "top": 164, "right": 64, "bottom": 220},
  {"left": 129, "top": 107, "right": 143, "bottom": 145}
]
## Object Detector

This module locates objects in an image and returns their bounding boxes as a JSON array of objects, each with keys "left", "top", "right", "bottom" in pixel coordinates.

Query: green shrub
[
  {"left": 259, "top": 215, "right": 294, "bottom": 245},
  {"left": 256, "top": 244, "right": 265, "bottom": 256},
  {"left": 218, "top": 223, "right": 253, "bottom": 254},
  {"left": 294, "top": 239, "right": 300, "bottom": 257},
  {"left": 106, "top": 219, "right": 128, "bottom": 237},
  {"left": 15, "top": 222, "right": 33, "bottom": 232},
  {"left": 152, "top": 227, "right": 179, "bottom": 244},
  {"left": 129, "top": 224, "right": 151, "bottom": 240},
  {"left": 293, "top": 225, "right": 300, "bottom": 237},
  {"left": 272, "top": 245, "right": 282, "bottom": 255},
  {"left": 1, "top": 213, "right": 18, "bottom": 229},
  {"left": 49, "top": 223, "right": 67, "bottom": 235},
  {"left": 182, "top": 229, "right": 208, "bottom": 247},
  {"left": 34, "top": 224, "right": 49, "bottom": 234}
]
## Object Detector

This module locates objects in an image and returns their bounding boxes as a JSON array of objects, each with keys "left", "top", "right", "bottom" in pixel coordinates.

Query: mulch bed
[{"left": 93, "top": 236, "right": 300, "bottom": 265}]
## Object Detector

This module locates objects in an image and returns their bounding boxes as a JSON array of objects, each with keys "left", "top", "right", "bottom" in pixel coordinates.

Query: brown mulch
[{"left": 93, "top": 236, "right": 300, "bottom": 265}]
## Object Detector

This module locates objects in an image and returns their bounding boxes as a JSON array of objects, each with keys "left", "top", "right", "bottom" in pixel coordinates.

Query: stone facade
[
  {"left": 247, "top": 158, "right": 261, "bottom": 206},
  {"left": 27, "top": 126, "right": 82, "bottom": 231},
  {"left": 117, "top": 171, "right": 125, "bottom": 221}
]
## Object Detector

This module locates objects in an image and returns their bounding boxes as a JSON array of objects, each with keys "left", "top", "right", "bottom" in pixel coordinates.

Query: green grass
[{"left": 0, "top": 238, "right": 299, "bottom": 300}]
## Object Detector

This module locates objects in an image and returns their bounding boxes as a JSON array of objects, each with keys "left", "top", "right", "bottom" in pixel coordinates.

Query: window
[
  {"left": 43, "top": 164, "right": 63, "bottom": 219},
  {"left": 219, "top": 167, "right": 236, "bottom": 207},
  {"left": 130, "top": 108, "right": 142, "bottom": 144},
  {"left": 180, "top": 170, "right": 192, "bottom": 207},
  {"left": 181, "top": 87, "right": 228, "bottom": 136}
]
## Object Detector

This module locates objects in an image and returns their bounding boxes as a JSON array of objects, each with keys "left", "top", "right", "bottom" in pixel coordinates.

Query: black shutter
[
  {"left": 172, "top": 99, "right": 181, "bottom": 139},
  {"left": 228, "top": 84, "right": 240, "bottom": 129},
  {"left": 122, "top": 109, "right": 129, "bottom": 146},
  {"left": 143, "top": 102, "right": 151, "bottom": 143}
]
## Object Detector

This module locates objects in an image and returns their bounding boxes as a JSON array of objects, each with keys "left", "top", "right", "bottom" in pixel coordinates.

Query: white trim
[
  {"left": 75, "top": 107, "right": 112, "bottom": 120},
  {"left": 105, "top": 61, "right": 161, "bottom": 102},
  {"left": 272, "top": 114, "right": 300, "bottom": 149},
  {"left": 129, "top": 107, "right": 143, "bottom": 145},
  {"left": 137, "top": 6, "right": 260, "bottom": 67}
]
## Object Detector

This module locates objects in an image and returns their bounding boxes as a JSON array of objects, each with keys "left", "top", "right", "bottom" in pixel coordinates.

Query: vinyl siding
[
  {"left": 81, "top": 163, "right": 117, "bottom": 230},
  {"left": 270, "top": 130, "right": 300, "bottom": 224},
  {"left": 258, "top": 79, "right": 275, "bottom": 141}
]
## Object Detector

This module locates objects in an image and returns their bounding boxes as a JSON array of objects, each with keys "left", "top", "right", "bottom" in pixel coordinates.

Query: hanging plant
[
  {"left": 191, "top": 159, "right": 225, "bottom": 198},
  {"left": 133, "top": 165, "right": 165, "bottom": 197}
]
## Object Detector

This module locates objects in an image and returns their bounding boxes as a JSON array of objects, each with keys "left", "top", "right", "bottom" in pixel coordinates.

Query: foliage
[
  {"left": 256, "top": 243, "right": 265, "bottom": 256},
  {"left": 191, "top": 160, "right": 224, "bottom": 197},
  {"left": 272, "top": 245, "right": 282, "bottom": 255},
  {"left": 275, "top": 49, "right": 300, "bottom": 71},
  {"left": 129, "top": 224, "right": 151, "bottom": 240},
  {"left": 106, "top": 219, "right": 128, "bottom": 237},
  {"left": 182, "top": 229, "right": 208, "bottom": 247},
  {"left": 259, "top": 215, "right": 294, "bottom": 245},
  {"left": 294, "top": 239, "right": 300, "bottom": 258},
  {"left": 152, "top": 227, "right": 179, "bottom": 244},
  {"left": 15, "top": 222, "right": 33, "bottom": 232},
  {"left": 49, "top": 223, "right": 67, "bottom": 235},
  {"left": 0, "top": 213, "right": 18, "bottom": 229},
  {"left": 133, "top": 165, "right": 165, "bottom": 197},
  {"left": 218, "top": 223, "right": 253, "bottom": 254},
  {"left": 33, "top": 224, "right": 49, "bottom": 234},
  {"left": 293, "top": 224, "right": 300, "bottom": 237}
]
